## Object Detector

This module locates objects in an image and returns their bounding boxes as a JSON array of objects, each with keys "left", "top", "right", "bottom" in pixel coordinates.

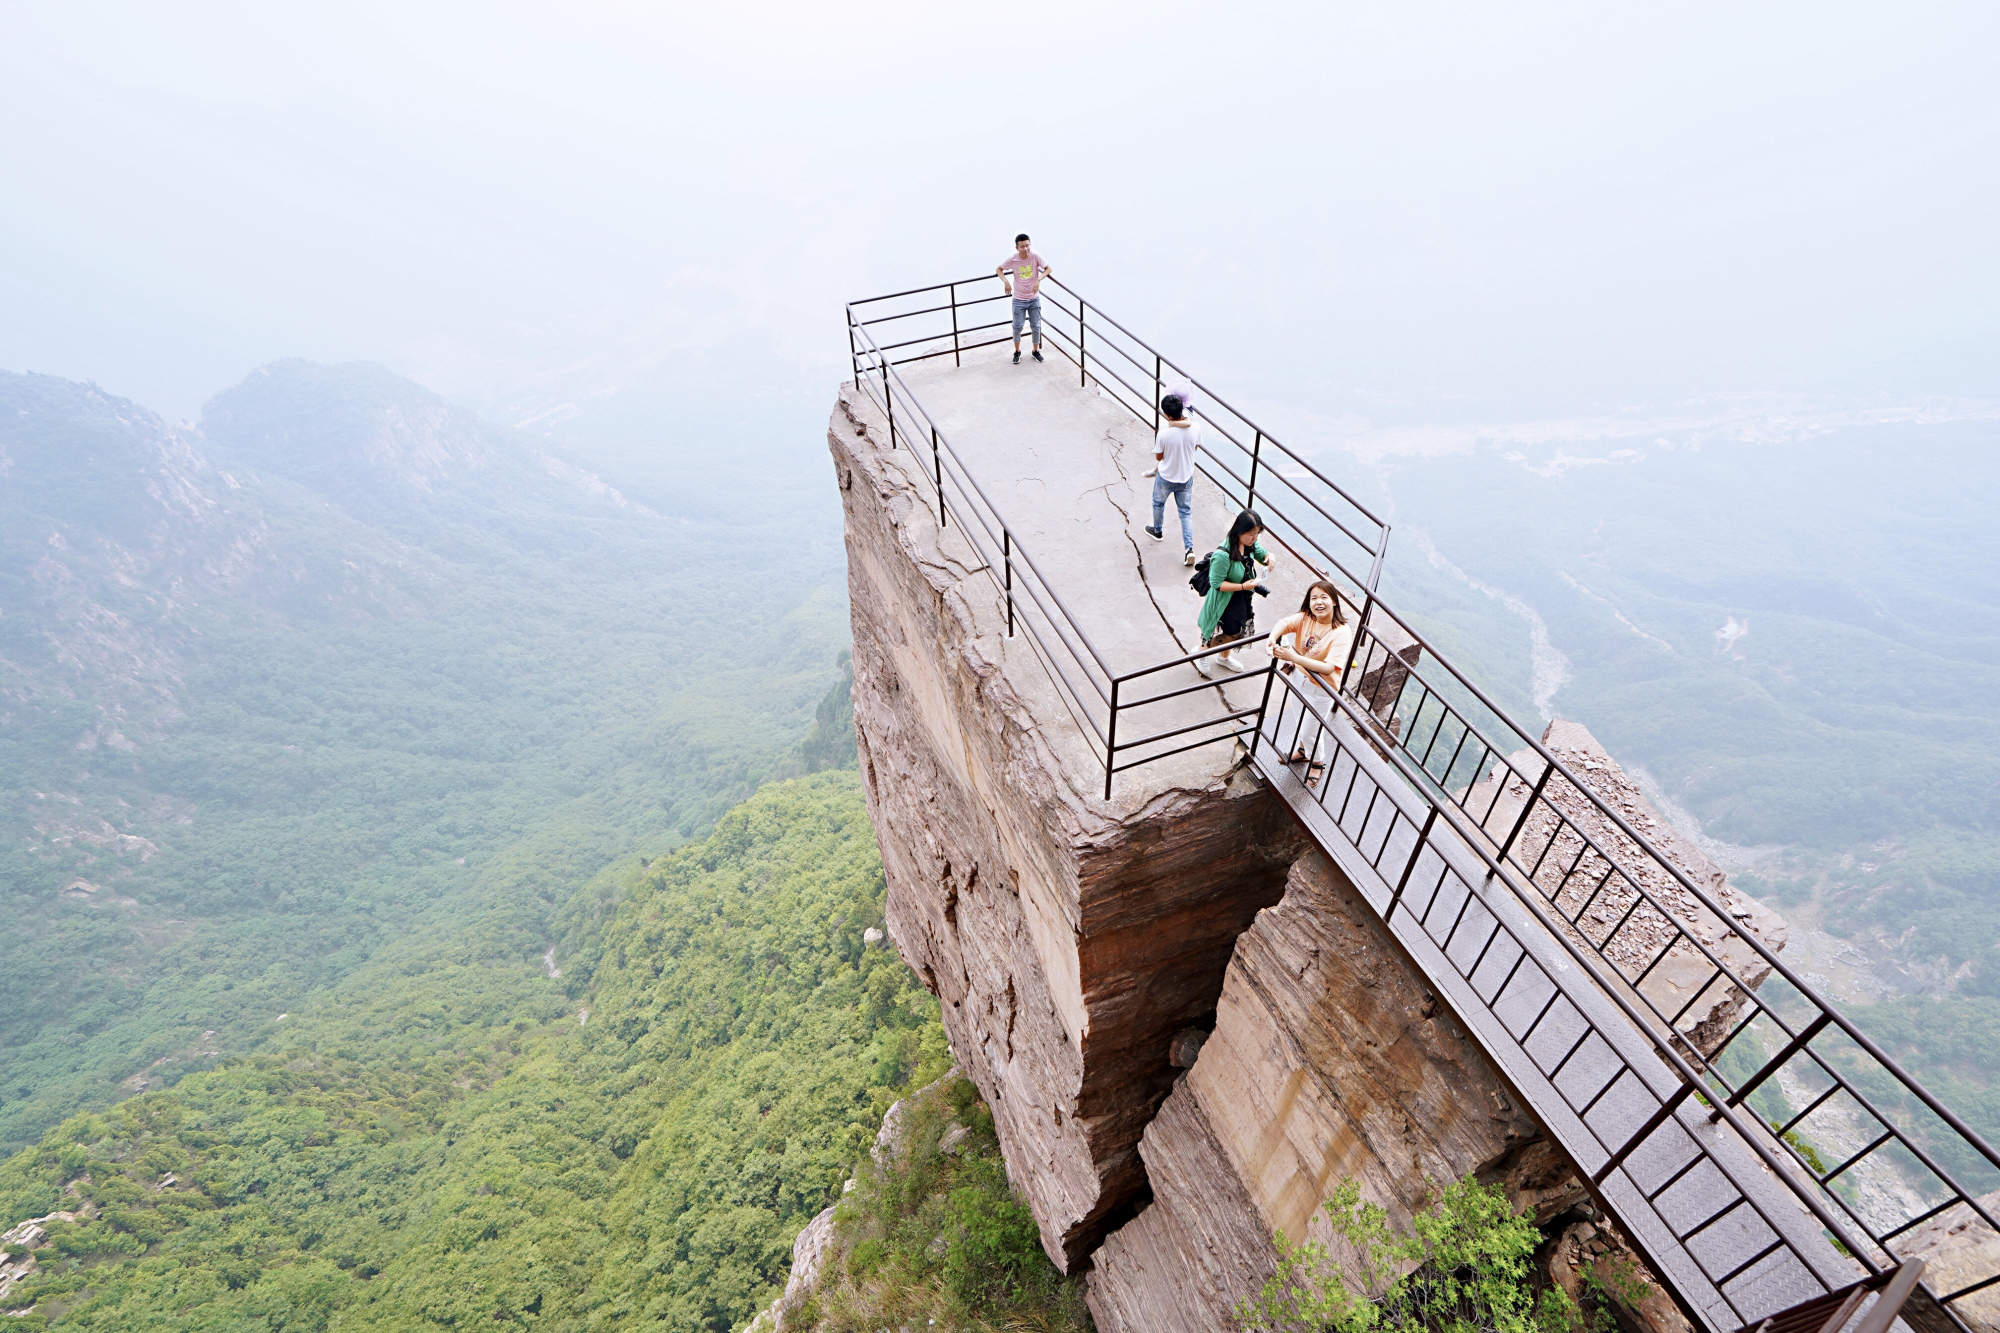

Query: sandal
[
  {"left": 1288, "top": 747, "right": 1309, "bottom": 765},
  {"left": 1305, "top": 761, "right": 1326, "bottom": 790}
]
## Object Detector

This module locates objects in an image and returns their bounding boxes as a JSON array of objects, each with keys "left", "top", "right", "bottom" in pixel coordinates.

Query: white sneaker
[
  {"left": 1142, "top": 467, "right": 1157, "bottom": 478},
  {"left": 1183, "top": 549, "right": 1197, "bottom": 567},
  {"left": 1218, "top": 654, "right": 1245, "bottom": 672},
  {"left": 1195, "top": 656, "right": 1214, "bottom": 678}
]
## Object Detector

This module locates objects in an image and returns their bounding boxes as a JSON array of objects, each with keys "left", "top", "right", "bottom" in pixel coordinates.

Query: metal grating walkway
[
  {"left": 1250, "top": 673, "right": 1952, "bottom": 1333},
  {"left": 844, "top": 275, "right": 2000, "bottom": 1333}
]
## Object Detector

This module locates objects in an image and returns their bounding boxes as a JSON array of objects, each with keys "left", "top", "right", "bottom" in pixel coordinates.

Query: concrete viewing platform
[{"left": 839, "top": 340, "right": 1323, "bottom": 812}]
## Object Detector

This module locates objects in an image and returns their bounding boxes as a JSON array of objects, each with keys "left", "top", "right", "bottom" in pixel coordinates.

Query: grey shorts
[{"left": 1011, "top": 296, "right": 1042, "bottom": 342}]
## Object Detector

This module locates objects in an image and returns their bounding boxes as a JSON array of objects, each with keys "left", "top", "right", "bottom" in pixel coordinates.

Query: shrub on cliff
[
  {"left": 1236, "top": 1177, "right": 1579, "bottom": 1333},
  {"left": 793, "top": 1074, "right": 1093, "bottom": 1332}
]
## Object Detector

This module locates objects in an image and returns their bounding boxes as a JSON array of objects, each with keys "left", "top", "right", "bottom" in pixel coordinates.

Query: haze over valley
[{"left": 3, "top": 2, "right": 1996, "bottom": 1328}]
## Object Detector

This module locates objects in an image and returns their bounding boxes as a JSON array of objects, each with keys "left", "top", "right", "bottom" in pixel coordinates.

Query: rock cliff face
[
  {"left": 829, "top": 382, "right": 1789, "bottom": 1327},
  {"left": 831, "top": 386, "right": 1304, "bottom": 1267},
  {"left": 1085, "top": 847, "right": 1544, "bottom": 1331}
]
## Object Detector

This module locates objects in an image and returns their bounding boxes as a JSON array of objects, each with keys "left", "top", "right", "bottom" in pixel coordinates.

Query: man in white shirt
[{"left": 1143, "top": 393, "right": 1201, "bottom": 564}]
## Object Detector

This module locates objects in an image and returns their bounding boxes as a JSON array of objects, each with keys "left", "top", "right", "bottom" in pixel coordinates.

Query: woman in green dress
[{"left": 1195, "top": 509, "right": 1273, "bottom": 676}]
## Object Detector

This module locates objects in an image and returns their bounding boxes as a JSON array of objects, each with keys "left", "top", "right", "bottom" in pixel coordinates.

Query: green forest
[
  {"left": 0, "top": 361, "right": 1084, "bottom": 1331},
  {"left": 0, "top": 362, "right": 847, "bottom": 1156},
  {"left": 0, "top": 772, "right": 1061, "bottom": 1329}
]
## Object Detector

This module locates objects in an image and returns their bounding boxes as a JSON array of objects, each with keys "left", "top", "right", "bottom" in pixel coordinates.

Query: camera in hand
[{"left": 1252, "top": 583, "right": 1271, "bottom": 597}]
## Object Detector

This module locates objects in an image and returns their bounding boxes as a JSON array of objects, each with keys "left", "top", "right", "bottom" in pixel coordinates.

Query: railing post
[
  {"left": 1388, "top": 806, "right": 1442, "bottom": 919},
  {"left": 1366, "top": 526, "right": 1390, "bottom": 594},
  {"left": 1104, "top": 676, "right": 1120, "bottom": 801},
  {"left": 848, "top": 311, "right": 860, "bottom": 387},
  {"left": 1154, "top": 354, "right": 1162, "bottom": 430},
  {"left": 1341, "top": 597, "right": 1376, "bottom": 706},
  {"left": 932, "top": 426, "right": 946, "bottom": 528},
  {"left": 1079, "top": 300, "right": 1087, "bottom": 388},
  {"left": 1495, "top": 761, "right": 1555, "bottom": 865},
  {"left": 1004, "top": 529, "right": 1014, "bottom": 637},
  {"left": 950, "top": 282, "right": 961, "bottom": 368},
  {"left": 1250, "top": 654, "right": 1278, "bottom": 759},
  {"left": 1247, "top": 429, "right": 1263, "bottom": 512},
  {"left": 883, "top": 361, "right": 894, "bottom": 449}
]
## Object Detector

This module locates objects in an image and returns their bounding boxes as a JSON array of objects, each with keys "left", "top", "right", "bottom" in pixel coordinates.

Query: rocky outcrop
[
  {"left": 1085, "top": 847, "right": 1545, "bottom": 1330},
  {"left": 1547, "top": 1215, "right": 1696, "bottom": 1333},
  {"left": 1897, "top": 1191, "right": 2000, "bottom": 1333},
  {"left": 0, "top": 1209, "right": 87, "bottom": 1307},
  {"left": 1522, "top": 720, "right": 1787, "bottom": 1058},
  {"left": 831, "top": 383, "right": 1305, "bottom": 1267},
  {"left": 828, "top": 371, "right": 1790, "bottom": 1333},
  {"left": 753, "top": 1069, "right": 961, "bottom": 1332}
]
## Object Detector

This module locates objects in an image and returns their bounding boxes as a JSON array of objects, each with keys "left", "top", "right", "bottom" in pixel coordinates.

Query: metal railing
[
  {"left": 1334, "top": 594, "right": 2000, "bottom": 1333},
  {"left": 846, "top": 275, "right": 1391, "bottom": 798},
  {"left": 842, "top": 277, "right": 2000, "bottom": 1333}
]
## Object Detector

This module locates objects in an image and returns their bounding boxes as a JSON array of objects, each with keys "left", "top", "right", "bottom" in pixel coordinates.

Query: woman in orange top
[{"left": 1267, "top": 579, "right": 1353, "bottom": 786}]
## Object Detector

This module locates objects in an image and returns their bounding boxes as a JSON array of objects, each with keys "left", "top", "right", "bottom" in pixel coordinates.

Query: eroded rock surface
[
  {"left": 1087, "top": 848, "right": 1544, "bottom": 1331},
  {"left": 831, "top": 384, "right": 1304, "bottom": 1267},
  {"left": 1470, "top": 719, "right": 1788, "bottom": 1058}
]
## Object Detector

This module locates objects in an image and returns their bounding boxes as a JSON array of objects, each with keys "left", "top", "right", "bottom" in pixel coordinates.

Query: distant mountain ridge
[{"left": 0, "top": 358, "right": 847, "bottom": 1156}]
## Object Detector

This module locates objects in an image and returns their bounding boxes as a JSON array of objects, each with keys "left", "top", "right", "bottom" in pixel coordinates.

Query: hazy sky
[{"left": 4, "top": 0, "right": 1995, "bottom": 424}]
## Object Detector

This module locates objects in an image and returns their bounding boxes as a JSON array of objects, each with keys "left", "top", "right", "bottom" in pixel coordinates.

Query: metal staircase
[{"left": 844, "top": 277, "right": 2000, "bottom": 1333}]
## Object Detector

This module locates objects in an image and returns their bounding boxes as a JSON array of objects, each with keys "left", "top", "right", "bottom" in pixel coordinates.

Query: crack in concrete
[
  {"left": 1096, "top": 428, "right": 1188, "bottom": 656},
  {"left": 1092, "top": 427, "right": 1250, "bottom": 724}
]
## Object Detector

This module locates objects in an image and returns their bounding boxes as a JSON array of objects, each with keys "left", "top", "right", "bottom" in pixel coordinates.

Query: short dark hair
[
  {"left": 1161, "top": 393, "right": 1185, "bottom": 419},
  {"left": 1015, "top": 233, "right": 1030, "bottom": 244}
]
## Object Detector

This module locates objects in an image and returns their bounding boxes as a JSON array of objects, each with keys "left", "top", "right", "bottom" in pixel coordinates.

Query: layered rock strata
[
  {"left": 829, "top": 367, "right": 1791, "bottom": 1329},
  {"left": 830, "top": 384, "right": 1304, "bottom": 1267},
  {"left": 1084, "top": 847, "right": 1547, "bottom": 1331}
]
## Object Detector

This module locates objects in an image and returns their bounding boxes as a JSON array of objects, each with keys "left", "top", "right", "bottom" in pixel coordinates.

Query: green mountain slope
[
  {"left": 0, "top": 772, "right": 951, "bottom": 1331},
  {"left": 0, "top": 363, "right": 846, "bottom": 1155}
]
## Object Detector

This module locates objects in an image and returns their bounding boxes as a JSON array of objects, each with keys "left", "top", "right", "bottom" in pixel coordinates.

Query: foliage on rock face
[
  {"left": 1235, "top": 1177, "right": 1580, "bottom": 1333},
  {"left": 0, "top": 772, "right": 977, "bottom": 1332},
  {"left": 786, "top": 1075, "right": 1092, "bottom": 1333}
]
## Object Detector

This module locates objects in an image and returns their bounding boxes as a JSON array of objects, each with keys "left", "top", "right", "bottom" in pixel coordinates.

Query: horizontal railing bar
[
  {"left": 879, "top": 334, "right": 1016, "bottom": 368},
  {"left": 1115, "top": 665, "right": 1270, "bottom": 710},
  {"left": 1195, "top": 448, "right": 1379, "bottom": 573},
  {"left": 853, "top": 297, "right": 965, "bottom": 323},
  {"left": 1109, "top": 727, "right": 1257, "bottom": 773},
  {"left": 850, "top": 274, "right": 993, "bottom": 306},
  {"left": 1113, "top": 632, "right": 1274, "bottom": 683},
  {"left": 1043, "top": 277, "right": 1392, "bottom": 532},
  {"left": 1110, "top": 704, "right": 1265, "bottom": 752}
]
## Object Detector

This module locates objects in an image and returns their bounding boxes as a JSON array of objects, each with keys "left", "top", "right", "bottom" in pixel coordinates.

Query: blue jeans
[
  {"left": 1152, "top": 476, "right": 1193, "bottom": 549},
  {"left": 1011, "top": 296, "right": 1042, "bottom": 344}
]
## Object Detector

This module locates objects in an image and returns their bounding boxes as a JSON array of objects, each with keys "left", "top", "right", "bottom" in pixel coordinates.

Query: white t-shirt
[{"left": 1154, "top": 421, "right": 1200, "bottom": 485}]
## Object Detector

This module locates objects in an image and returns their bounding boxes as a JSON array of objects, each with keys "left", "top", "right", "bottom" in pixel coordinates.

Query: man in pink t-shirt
[{"left": 996, "top": 233, "right": 1050, "bottom": 364}]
